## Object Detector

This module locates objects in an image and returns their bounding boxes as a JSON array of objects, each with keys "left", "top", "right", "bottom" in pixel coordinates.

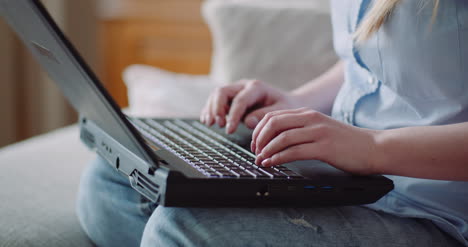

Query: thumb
[{"left": 244, "top": 104, "right": 283, "bottom": 129}]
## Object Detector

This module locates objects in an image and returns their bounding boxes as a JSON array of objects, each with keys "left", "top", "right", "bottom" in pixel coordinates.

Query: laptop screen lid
[{"left": 0, "top": 0, "right": 158, "bottom": 168}]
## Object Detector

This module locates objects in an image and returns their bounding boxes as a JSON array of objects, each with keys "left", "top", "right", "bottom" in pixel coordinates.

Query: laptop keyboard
[{"left": 131, "top": 119, "right": 304, "bottom": 179}]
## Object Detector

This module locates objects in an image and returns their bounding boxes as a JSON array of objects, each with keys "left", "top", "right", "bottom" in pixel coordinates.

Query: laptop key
[
  {"left": 259, "top": 167, "right": 289, "bottom": 178},
  {"left": 210, "top": 165, "right": 225, "bottom": 170},
  {"left": 281, "top": 170, "right": 304, "bottom": 179},
  {"left": 233, "top": 158, "right": 246, "bottom": 164},
  {"left": 140, "top": 119, "right": 300, "bottom": 180},
  {"left": 246, "top": 169, "right": 270, "bottom": 178},
  {"left": 218, "top": 171, "right": 238, "bottom": 178},
  {"left": 227, "top": 166, "right": 244, "bottom": 171},
  {"left": 206, "top": 172, "right": 220, "bottom": 178},
  {"left": 235, "top": 170, "right": 255, "bottom": 178}
]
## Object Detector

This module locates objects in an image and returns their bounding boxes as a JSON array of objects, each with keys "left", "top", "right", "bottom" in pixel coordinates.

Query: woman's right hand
[{"left": 200, "top": 79, "right": 302, "bottom": 134}]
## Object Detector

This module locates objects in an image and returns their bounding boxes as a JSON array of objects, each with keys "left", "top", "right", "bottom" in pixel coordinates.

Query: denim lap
[
  {"left": 77, "top": 157, "right": 462, "bottom": 247},
  {"left": 141, "top": 206, "right": 462, "bottom": 247},
  {"left": 76, "top": 156, "right": 155, "bottom": 247}
]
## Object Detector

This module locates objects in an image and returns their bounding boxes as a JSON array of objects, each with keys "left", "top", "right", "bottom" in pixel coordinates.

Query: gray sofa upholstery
[{"left": 0, "top": 126, "right": 95, "bottom": 246}]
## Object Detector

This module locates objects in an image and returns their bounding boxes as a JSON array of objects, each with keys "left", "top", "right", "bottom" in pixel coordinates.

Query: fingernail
[
  {"left": 226, "top": 122, "right": 232, "bottom": 134},
  {"left": 251, "top": 141, "right": 256, "bottom": 153},
  {"left": 245, "top": 116, "right": 259, "bottom": 129},
  {"left": 255, "top": 154, "right": 263, "bottom": 166},
  {"left": 216, "top": 116, "right": 222, "bottom": 127},
  {"left": 261, "top": 158, "right": 271, "bottom": 167}
]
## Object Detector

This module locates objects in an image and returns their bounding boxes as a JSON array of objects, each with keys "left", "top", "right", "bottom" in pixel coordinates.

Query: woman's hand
[
  {"left": 201, "top": 80, "right": 302, "bottom": 134},
  {"left": 253, "top": 108, "right": 380, "bottom": 175}
]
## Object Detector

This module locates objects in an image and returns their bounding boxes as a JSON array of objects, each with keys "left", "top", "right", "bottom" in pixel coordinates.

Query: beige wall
[{"left": 0, "top": 0, "right": 98, "bottom": 148}]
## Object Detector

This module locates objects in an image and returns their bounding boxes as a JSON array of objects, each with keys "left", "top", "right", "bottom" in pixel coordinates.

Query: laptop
[{"left": 0, "top": 0, "right": 393, "bottom": 207}]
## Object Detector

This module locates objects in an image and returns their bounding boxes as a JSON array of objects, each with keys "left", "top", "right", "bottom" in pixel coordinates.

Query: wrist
[
  {"left": 290, "top": 83, "right": 334, "bottom": 114},
  {"left": 288, "top": 90, "right": 311, "bottom": 108},
  {"left": 368, "top": 129, "right": 390, "bottom": 175}
]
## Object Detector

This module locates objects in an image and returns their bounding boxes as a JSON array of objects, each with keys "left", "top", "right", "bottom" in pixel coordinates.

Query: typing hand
[
  {"left": 252, "top": 108, "right": 379, "bottom": 175},
  {"left": 201, "top": 80, "right": 301, "bottom": 134}
]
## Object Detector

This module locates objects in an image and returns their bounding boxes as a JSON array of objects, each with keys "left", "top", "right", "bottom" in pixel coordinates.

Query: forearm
[
  {"left": 290, "top": 60, "right": 344, "bottom": 114},
  {"left": 372, "top": 122, "right": 468, "bottom": 181}
]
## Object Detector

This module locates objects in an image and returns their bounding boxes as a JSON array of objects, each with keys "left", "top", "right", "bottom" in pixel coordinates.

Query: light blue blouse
[{"left": 330, "top": 0, "right": 468, "bottom": 245}]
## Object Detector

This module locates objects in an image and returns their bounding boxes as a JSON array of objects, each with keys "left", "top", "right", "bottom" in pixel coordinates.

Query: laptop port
[
  {"left": 320, "top": 186, "right": 334, "bottom": 192},
  {"left": 116, "top": 157, "right": 120, "bottom": 169},
  {"left": 343, "top": 187, "right": 364, "bottom": 192},
  {"left": 303, "top": 185, "right": 317, "bottom": 191},
  {"left": 256, "top": 185, "right": 270, "bottom": 197}
]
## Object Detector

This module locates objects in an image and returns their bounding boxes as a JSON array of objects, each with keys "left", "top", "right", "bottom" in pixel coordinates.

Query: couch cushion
[
  {"left": 203, "top": 0, "right": 338, "bottom": 91},
  {"left": 0, "top": 126, "right": 95, "bottom": 246},
  {"left": 123, "top": 65, "right": 215, "bottom": 118}
]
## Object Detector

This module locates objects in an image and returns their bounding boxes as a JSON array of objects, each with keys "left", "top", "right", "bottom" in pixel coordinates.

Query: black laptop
[{"left": 0, "top": 0, "right": 393, "bottom": 207}]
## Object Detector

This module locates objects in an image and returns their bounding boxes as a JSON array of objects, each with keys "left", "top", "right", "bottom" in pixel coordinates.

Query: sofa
[{"left": 0, "top": 0, "right": 336, "bottom": 245}]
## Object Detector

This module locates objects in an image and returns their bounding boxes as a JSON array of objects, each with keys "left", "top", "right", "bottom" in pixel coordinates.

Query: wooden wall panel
[
  {"left": 97, "top": 0, "right": 212, "bottom": 107},
  {"left": 0, "top": 22, "right": 18, "bottom": 147},
  {"left": 0, "top": 0, "right": 96, "bottom": 147}
]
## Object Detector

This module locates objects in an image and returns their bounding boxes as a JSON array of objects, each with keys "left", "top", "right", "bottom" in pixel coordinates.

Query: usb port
[
  {"left": 303, "top": 185, "right": 317, "bottom": 190},
  {"left": 320, "top": 186, "right": 334, "bottom": 192}
]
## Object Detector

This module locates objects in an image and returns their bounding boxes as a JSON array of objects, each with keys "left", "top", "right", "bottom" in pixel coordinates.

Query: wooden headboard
[{"left": 97, "top": 0, "right": 212, "bottom": 107}]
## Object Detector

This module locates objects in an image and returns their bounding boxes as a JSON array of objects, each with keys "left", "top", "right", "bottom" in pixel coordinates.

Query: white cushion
[
  {"left": 124, "top": 65, "right": 215, "bottom": 118},
  {"left": 203, "top": 0, "right": 337, "bottom": 91}
]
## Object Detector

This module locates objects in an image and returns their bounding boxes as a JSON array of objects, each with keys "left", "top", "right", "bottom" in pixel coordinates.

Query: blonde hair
[{"left": 354, "top": 0, "right": 440, "bottom": 42}]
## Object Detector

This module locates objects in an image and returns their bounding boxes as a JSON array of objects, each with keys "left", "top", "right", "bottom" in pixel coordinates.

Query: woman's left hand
[{"left": 253, "top": 108, "right": 380, "bottom": 175}]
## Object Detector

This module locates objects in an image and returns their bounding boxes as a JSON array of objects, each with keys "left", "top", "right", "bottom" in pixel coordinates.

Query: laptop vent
[{"left": 131, "top": 170, "right": 161, "bottom": 203}]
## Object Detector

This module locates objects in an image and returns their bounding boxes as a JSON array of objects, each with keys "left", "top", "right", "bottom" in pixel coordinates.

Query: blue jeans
[{"left": 77, "top": 157, "right": 462, "bottom": 247}]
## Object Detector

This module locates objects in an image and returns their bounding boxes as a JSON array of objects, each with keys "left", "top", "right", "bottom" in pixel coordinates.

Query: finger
[
  {"left": 261, "top": 143, "right": 320, "bottom": 167},
  {"left": 200, "top": 106, "right": 206, "bottom": 123},
  {"left": 209, "top": 84, "right": 244, "bottom": 127},
  {"left": 225, "top": 82, "right": 265, "bottom": 134},
  {"left": 251, "top": 108, "right": 306, "bottom": 153},
  {"left": 201, "top": 93, "right": 217, "bottom": 124},
  {"left": 256, "top": 126, "right": 320, "bottom": 165},
  {"left": 243, "top": 104, "right": 283, "bottom": 129},
  {"left": 252, "top": 108, "right": 306, "bottom": 146},
  {"left": 201, "top": 95, "right": 214, "bottom": 125},
  {"left": 205, "top": 96, "right": 218, "bottom": 126},
  {"left": 255, "top": 112, "right": 310, "bottom": 155},
  {"left": 212, "top": 92, "right": 227, "bottom": 127},
  {"left": 252, "top": 108, "right": 327, "bottom": 153}
]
